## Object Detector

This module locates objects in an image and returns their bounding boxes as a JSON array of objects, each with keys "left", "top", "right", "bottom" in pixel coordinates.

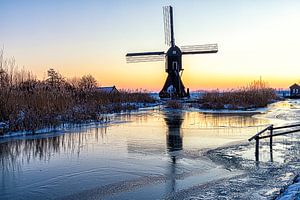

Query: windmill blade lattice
[
  {"left": 163, "top": 6, "right": 171, "bottom": 46},
  {"left": 126, "top": 51, "right": 165, "bottom": 63},
  {"left": 181, "top": 44, "right": 218, "bottom": 54}
]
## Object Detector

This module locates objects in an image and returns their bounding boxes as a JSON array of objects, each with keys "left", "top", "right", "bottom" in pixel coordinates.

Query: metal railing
[{"left": 248, "top": 123, "right": 300, "bottom": 161}]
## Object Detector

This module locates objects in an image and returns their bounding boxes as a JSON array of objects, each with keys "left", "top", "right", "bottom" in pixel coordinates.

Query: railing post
[
  {"left": 269, "top": 125, "right": 273, "bottom": 162},
  {"left": 255, "top": 136, "right": 259, "bottom": 162}
]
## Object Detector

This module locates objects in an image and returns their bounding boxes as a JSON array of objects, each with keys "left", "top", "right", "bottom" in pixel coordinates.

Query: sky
[{"left": 1, "top": 0, "right": 300, "bottom": 91}]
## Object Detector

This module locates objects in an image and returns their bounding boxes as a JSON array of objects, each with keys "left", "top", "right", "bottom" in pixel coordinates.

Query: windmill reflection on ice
[
  {"left": 164, "top": 111, "right": 184, "bottom": 161},
  {"left": 163, "top": 110, "right": 184, "bottom": 193},
  {"left": 126, "top": 6, "right": 218, "bottom": 98}
]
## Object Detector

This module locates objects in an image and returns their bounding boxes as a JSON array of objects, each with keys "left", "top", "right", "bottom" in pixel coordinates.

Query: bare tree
[
  {"left": 79, "top": 74, "right": 98, "bottom": 90},
  {"left": 46, "top": 68, "right": 65, "bottom": 87}
]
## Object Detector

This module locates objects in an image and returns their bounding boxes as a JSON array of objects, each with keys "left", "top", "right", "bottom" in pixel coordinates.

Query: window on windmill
[{"left": 172, "top": 50, "right": 176, "bottom": 54}]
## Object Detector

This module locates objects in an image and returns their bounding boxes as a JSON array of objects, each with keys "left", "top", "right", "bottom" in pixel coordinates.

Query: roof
[
  {"left": 96, "top": 86, "right": 119, "bottom": 93},
  {"left": 290, "top": 83, "right": 300, "bottom": 89},
  {"left": 166, "top": 45, "right": 182, "bottom": 56}
]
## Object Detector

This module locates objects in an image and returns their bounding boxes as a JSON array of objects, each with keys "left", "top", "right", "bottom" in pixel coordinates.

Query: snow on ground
[
  {"left": 189, "top": 107, "right": 269, "bottom": 114},
  {"left": 277, "top": 176, "right": 300, "bottom": 200},
  {"left": 0, "top": 117, "right": 115, "bottom": 139},
  {"left": 164, "top": 99, "right": 300, "bottom": 200},
  {"left": 164, "top": 137, "right": 300, "bottom": 200},
  {"left": 0, "top": 121, "right": 8, "bottom": 135},
  {"left": 258, "top": 100, "right": 300, "bottom": 123},
  {"left": 0, "top": 121, "right": 8, "bottom": 128}
]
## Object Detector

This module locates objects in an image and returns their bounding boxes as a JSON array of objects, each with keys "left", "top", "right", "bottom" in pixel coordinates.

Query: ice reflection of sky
[
  {"left": 1, "top": 101, "right": 297, "bottom": 200},
  {"left": 258, "top": 100, "right": 300, "bottom": 124}
]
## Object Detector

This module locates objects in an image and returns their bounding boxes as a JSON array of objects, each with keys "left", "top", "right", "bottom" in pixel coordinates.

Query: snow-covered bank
[
  {"left": 257, "top": 100, "right": 300, "bottom": 124},
  {"left": 0, "top": 103, "right": 160, "bottom": 139},
  {"left": 0, "top": 120, "right": 111, "bottom": 140},
  {"left": 165, "top": 137, "right": 300, "bottom": 200},
  {"left": 165, "top": 99, "right": 300, "bottom": 199},
  {"left": 188, "top": 107, "right": 269, "bottom": 114},
  {"left": 277, "top": 176, "right": 300, "bottom": 200}
]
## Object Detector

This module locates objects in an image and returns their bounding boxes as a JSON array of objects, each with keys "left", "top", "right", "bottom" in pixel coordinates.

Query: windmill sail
[
  {"left": 126, "top": 51, "right": 165, "bottom": 63},
  {"left": 163, "top": 6, "right": 175, "bottom": 47},
  {"left": 181, "top": 44, "right": 218, "bottom": 54},
  {"left": 163, "top": 6, "right": 170, "bottom": 46}
]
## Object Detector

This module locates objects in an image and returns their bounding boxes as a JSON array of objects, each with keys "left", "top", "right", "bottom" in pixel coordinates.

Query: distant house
[
  {"left": 96, "top": 86, "right": 119, "bottom": 94},
  {"left": 289, "top": 83, "right": 300, "bottom": 97}
]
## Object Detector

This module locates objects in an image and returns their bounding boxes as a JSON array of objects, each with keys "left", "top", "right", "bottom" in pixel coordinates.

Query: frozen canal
[{"left": 1, "top": 100, "right": 300, "bottom": 200}]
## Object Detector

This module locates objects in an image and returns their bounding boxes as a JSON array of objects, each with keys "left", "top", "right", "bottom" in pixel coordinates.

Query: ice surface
[{"left": 1, "top": 99, "right": 300, "bottom": 199}]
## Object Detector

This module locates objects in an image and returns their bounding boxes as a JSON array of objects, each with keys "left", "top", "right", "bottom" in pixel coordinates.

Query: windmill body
[
  {"left": 126, "top": 6, "right": 218, "bottom": 99},
  {"left": 160, "top": 45, "right": 186, "bottom": 98}
]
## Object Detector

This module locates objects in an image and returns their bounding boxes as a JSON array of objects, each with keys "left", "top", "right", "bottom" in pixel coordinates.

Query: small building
[
  {"left": 289, "top": 83, "right": 300, "bottom": 97},
  {"left": 96, "top": 86, "right": 119, "bottom": 94}
]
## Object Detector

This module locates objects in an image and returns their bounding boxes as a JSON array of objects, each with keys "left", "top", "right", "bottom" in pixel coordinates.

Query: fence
[{"left": 248, "top": 123, "right": 300, "bottom": 161}]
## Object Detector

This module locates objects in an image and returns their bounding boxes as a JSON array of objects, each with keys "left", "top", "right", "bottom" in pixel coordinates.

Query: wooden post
[
  {"left": 255, "top": 137, "right": 259, "bottom": 162},
  {"left": 269, "top": 126, "right": 273, "bottom": 162}
]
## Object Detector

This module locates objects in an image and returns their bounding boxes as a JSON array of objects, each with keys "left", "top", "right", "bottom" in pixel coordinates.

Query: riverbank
[
  {"left": 0, "top": 94, "right": 276, "bottom": 138},
  {"left": 0, "top": 103, "right": 159, "bottom": 138}
]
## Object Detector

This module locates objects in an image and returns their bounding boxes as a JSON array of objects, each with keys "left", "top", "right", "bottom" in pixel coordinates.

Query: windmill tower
[{"left": 126, "top": 6, "right": 218, "bottom": 99}]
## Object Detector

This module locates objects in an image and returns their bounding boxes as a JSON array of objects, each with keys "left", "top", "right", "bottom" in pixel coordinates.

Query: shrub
[{"left": 199, "top": 80, "right": 277, "bottom": 109}]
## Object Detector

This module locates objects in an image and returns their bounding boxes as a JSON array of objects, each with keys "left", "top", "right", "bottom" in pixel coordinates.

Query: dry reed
[
  {"left": 0, "top": 50, "right": 155, "bottom": 134},
  {"left": 199, "top": 80, "right": 277, "bottom": 109}
]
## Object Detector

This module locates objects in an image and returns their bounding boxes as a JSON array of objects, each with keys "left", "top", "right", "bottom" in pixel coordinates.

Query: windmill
[{"left": 126, "top": 6, "right": 218, "bottom": 99}]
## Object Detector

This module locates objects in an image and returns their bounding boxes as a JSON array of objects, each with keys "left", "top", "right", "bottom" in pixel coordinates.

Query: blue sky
[{"left": 1, "top": 0, "right": 300, "bottom": 90}]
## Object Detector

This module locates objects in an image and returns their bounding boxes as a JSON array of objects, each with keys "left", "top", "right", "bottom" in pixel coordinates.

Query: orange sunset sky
[{"left": 1, "top": 0, "right": 300, "bottom": 91}]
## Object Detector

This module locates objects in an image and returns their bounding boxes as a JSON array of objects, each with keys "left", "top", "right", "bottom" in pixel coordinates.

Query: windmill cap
[{"left": 166, "top": 46, "right": 182, "bottom": 56}]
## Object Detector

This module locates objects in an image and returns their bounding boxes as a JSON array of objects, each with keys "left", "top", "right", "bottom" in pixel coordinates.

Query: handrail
[
  {"left": 248, "top": 122, "right": 300, "bottom": 162},
  {"left": 248, "top": 124, "right": 273, "bottom": 141},
  {"left": 259, "top": 128, "right": 300, "bottom": 139},
  {"left": 272, "top": 123, "right": 300, "bottom": 130}
]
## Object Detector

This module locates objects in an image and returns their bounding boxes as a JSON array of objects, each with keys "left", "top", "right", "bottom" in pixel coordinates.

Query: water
[{"left": 1, "top": 101, "right": 300, "bottom": 200}]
